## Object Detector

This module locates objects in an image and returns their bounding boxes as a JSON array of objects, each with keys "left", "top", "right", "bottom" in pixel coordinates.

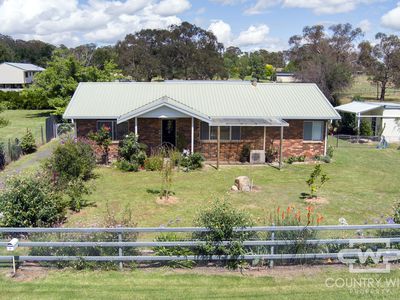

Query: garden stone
[
  {"left": 231, "top": 185, "right": 238, "bottom": 192},
  {"left": 235, "top": 176, "right": 251, "bottom": 192}
]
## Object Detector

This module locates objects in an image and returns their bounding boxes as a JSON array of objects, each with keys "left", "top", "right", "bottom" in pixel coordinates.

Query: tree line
[{"left": 1, "top": 21, "right": 400, "bottom": 109}]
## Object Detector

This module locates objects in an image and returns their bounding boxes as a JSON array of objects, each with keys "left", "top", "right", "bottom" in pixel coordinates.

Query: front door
[{"left": 162, "top": 119, "right": 176, "bottom": 146}]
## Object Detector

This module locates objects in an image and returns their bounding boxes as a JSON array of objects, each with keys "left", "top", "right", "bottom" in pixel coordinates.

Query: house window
[
  {"left": 97, "top": 121, "right": 114, "bottom": 139},
  {"left": 200, "top": 121, "right": 241, "bottom": 141},
  {"left": 303, "top": 121, "right": 324, "bottom": 141}
]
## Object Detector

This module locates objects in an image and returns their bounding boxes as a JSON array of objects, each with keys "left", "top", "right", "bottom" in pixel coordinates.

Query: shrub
[
  {"left": 265, "top": 146, "right": 278, "bottom": 163},
  {"left": 144, "top": 155, "right": 163, "bottom": 171},
  {"left": 239, "top": 144, "right": 251, "bottom": 163},
  {"left": 286, "top": 155, "right": 305, "bottom": 164},
  {"left": 118, "top": 133, "right": 147, "bottom": 167},
  {"left": 45, "top": 138, "right": 96, "bottom": 182},
  {"left": 180, "top": 152, "right": 204, "bottom": 171},
  {"left": 115, "top": 159, "right": 139, "bottom": 172},
  {"left": 0, "top": 142, "right": 5, "bottom": 170},
  {"left": 20, "top": 129, "right": 37, "bottom": 154},
  {"left": 327, "top": 145, "right": 334, "bottom": 158},
  {"left": 359, "top": 119, "right": 373, "bottom": 136},
  {"left": 153, "top": 233, "right": 194, "bottom": 268},
  {"left": 193, "top": 198, "right": 254, "bottom": 269},
  {"left": 89, "top": 126, "right": 111, "bottom": 164},
  {"left": 306, "top": 164, "right": 329, "bottom": 198},
  {"left": 0, "top": 173, "right": 65, "bottom": 227}
]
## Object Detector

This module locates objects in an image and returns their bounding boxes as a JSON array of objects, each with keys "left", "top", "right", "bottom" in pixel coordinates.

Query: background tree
[
  {"left": 289, "top": 23, "right": 363, "bottom": 105},
  {"left": 23, "top": 50, "right": 123, "bottom": 115},
  {"left": 358, "top": 33, "right": 400, "bottom": 101}
]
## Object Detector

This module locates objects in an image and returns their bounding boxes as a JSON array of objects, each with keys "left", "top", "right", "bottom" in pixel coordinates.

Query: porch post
[
  {"left": 263, "top": 126, "right": 266, "bottom": 151},
  {"left": 279, "top": 126, "right": 283, "bottom": 169},
  {"left": 191, "top": 117, "right": 194, "bottom": 153},
  {"left": 134, "top": 117, "right": 138, "bottom": 135},
  {"left": 217, "top": 126, "right": 220, "bottom": 170},
  {"left": 324, "top": 121, "right": 328, "bottom": 156}
]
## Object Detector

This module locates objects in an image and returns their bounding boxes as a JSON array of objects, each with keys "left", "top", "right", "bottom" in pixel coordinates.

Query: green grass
[
  {"left": 0, "top": 109, "right": 53, "bottom": 145},
  {"left": 341, "top": 75, "right": 400, "bottom": 103},
  {"left": 65, "top": 143, "right": 400, "bottom": 227},
  {"left": 1, "top": 267, "right": 400, "bottom": 299}
]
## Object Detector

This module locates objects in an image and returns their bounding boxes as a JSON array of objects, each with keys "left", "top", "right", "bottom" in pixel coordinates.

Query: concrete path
[{"left": 0, "top": 141, "right": 56, "bottom": 189}]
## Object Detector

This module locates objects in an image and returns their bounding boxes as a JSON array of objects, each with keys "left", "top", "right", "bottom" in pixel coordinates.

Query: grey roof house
[
  {"left": 63, "top": 81, "right": 340, "bottom": 165},
  {"left": 0, "top": 62, "right": 45, "bottom": 90}
]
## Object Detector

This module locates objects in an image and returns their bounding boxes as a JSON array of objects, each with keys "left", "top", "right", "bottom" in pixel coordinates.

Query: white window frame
[
  {"left": 200, "top": 121, "right": 241, "bottom": 141},
  {"left": 303, "top": 121, "right": 324, "bottom": 141}
]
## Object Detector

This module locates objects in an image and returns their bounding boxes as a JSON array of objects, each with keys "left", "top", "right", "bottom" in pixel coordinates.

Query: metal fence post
[
  {"left": 269, "top": 223, "right": 275, "bottom": 268},
  {"left": 118, "top": 226, "right": 123, "bottom": 270},
  {"left": 41, "top": 125, "right": 44, "bottom": 145}
]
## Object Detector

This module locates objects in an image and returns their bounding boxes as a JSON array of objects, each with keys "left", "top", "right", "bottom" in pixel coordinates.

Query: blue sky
[{"left": 0, "top": 0, "right": 399, "bottom": 50}]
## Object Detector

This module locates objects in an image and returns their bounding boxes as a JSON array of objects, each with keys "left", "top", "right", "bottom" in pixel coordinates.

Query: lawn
[
  {"left": 65, "top": 143, "right": 400, "bottom": 228},
  {"left": 0, "top": 109, "right": 53, "bottom": 145},
  {"left": 340, "top": 75, "right": 400, "bottom": 103},
  {"left": 1, "top": 267, "right": 400, "bottom": 299}
]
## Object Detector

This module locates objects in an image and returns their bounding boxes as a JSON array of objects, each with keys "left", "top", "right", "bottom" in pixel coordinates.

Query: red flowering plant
[
  {"left": 268, "top": 205, "right": 324, "bottom": 264},
  {"left": 88, "top": 125, "right": 112, "bottom": 164}
]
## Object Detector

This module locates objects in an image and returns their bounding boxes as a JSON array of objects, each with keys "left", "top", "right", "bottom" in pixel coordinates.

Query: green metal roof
[{"left": 63, "top": 81, "right": 340, "bottom": 120}]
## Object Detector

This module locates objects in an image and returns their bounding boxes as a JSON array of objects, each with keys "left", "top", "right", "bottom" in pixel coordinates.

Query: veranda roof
[
  {"left": 210, "top": 117, "right": 289, "bottom": 127},
  {"left": 335, "top": 102, "right": 381, "bottom": 114}
]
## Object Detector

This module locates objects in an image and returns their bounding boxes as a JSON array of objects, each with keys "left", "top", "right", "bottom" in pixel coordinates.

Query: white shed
[{"left": 335, "top": 101, "right": 400, "bottom": 143}]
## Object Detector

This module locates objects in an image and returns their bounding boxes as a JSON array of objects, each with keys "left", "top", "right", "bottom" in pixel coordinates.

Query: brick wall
[{"left": 75, "top": 118, "right": 326, "bottom": 162}]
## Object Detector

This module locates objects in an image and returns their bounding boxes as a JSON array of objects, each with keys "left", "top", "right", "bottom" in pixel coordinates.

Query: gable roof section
[
  {"left": 63, "top": 81, "right": 341, "bottom": 121},
  {"left": 118, "top": 96, "right": 211, "bottom": 123},
  {"left": 3, "top": 62, "right": 45, "bottom": 71}
]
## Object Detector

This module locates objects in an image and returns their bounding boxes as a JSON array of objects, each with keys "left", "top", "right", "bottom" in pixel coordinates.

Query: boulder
[
  {"left": 235, "top": 176, "right": 251, "bottom": 192},
  {"left": 231, "top": 185, "right": 238, "bottom": 192}
]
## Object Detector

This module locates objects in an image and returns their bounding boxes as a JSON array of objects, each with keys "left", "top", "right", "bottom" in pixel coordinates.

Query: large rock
[{"left": 235, "top": 176, "right": 251, "bottom": 192}]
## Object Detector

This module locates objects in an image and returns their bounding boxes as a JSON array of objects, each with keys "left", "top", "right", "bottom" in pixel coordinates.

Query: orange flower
[
  {"left": 287, "top": 206, "right": 291, "bottom": 214},
  {"left": 277, "top": 207, "right": 280, "bottom": 214},
  {"left": 282, "top": 211, "right": 285, "bottom": 220}
]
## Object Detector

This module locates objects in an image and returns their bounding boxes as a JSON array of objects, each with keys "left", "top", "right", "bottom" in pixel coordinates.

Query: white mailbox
[{"left": 7, "top": 238, "right": 19, "bottom": 251}]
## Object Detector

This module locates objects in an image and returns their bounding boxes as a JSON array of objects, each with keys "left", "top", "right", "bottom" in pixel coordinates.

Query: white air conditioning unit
[{"left": 250, "top": 150, "right": 265, "bottom": 164}]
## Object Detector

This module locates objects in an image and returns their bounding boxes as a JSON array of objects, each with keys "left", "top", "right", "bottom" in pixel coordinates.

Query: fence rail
[{"left": 1, "top": 224, "right": 399, "bottom": 266}]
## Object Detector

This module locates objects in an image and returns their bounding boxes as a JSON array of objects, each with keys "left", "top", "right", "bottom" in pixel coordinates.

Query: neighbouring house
[
  {"left": 335, "top": 101, "right": 400, "bottom": 143},
  {"left": 63, "top": 81, "right": 340, "bottom": 165},
  {"left": 275, "top": 72, "right": 297, "bottom": 83},
  {"left": 0, "top": 62, "right": 45, "bottom": 90}
]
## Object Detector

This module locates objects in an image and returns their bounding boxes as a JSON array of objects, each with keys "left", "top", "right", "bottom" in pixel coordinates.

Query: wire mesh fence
[{"left": 329, "top": 134, "right": 384, "bottom": 149}]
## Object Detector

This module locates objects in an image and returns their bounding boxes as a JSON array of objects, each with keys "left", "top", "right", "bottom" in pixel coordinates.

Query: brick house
[{"left": 63, "top": 81, "right": 340, "bottom": 166}]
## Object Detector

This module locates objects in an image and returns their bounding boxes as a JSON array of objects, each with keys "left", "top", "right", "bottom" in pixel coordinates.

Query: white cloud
[
  {"left": 208, "top": 20, "right": 233, "bottom": 45},
  {"left": 381, "top": 4, "right": 400, "bottom": 30},
  {"left": 245, "top": 0, "right": 377, "bottom": 15},
  {"left": 208, "top": 20, "right": 286, "bottom": 51},
  {"left": 358, "top": 19, "right": 372, "bottom": 33},
  {"left": 0, "top": 0, "right": 191, "bottom": 46}
]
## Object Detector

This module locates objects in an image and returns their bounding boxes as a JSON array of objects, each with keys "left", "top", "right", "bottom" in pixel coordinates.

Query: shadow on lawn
[{"left": 25, "top": 111, "right": 53, "bottom": 118}]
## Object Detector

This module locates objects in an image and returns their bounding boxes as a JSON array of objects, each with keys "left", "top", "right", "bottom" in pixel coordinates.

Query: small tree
[
  {"left": 89, "top": 126, "right": 111, "bottom": 164},
  {"left": 20, "top": 129, "right": 37, "bottom": 154},
  {"left": 160, "top": 157, "right": 174, "bottom": 200},
  {"left": 306, "top": 164, "right": 329, "bottom": 198}
]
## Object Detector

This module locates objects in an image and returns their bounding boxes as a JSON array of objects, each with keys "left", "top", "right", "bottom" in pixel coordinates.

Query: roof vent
[{"left": 251, "top": 79, "right": 257, "bottom": 87}]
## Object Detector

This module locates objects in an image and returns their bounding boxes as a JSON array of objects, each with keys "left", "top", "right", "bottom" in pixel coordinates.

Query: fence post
[
  {"left": 41, "top": 125, "right": 44, "bottom": 145},
  {"left": 336, "top": 135, "right": 339, "bottom": 148},
  {"left": 118, "top": 226, "right": 123, "bottom": 270},
  {"left": 269, "top": 223, "right": 275, "bottom": 268}
]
